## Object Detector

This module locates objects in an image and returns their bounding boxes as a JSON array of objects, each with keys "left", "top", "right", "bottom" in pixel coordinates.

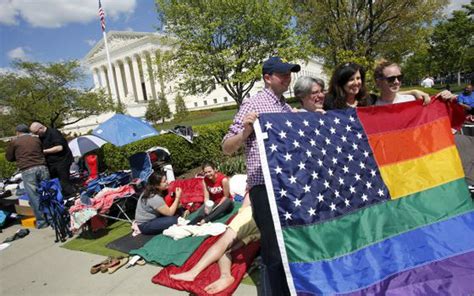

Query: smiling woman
[{"left": 323, "top": 62, "right": 369, "bottom": 110}]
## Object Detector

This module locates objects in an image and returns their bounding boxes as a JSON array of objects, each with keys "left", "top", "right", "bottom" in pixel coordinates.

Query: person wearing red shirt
[{"left": 189, "top": 162, "right": 234, "bottom": 225}]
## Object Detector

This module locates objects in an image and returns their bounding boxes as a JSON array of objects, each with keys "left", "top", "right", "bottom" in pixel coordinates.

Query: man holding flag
[{"left": 223, "top": 56, "right": 300, "bottom": 296}]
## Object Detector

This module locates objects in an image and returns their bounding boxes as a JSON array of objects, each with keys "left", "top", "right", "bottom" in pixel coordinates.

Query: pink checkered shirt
[{"left": 223, "top": 88, "right": 292, "bottom": 189}]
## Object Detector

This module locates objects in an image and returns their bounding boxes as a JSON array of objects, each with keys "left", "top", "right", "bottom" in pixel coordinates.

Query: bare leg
[
  {"left": 170, "top": 229, "right": 237, "bottom": 281},
  {"left": 204, "top": 252, "right": 235, "bottom": 294}
]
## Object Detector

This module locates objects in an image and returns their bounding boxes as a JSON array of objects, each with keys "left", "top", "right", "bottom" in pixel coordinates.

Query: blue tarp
[{"left": 92, "top": 114, "right": 159, "bottom": 147}]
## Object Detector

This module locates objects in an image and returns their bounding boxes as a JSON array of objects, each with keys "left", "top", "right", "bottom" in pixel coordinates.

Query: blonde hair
[{"left": 374, "top": 59, "right": 399, "bottom": 80}]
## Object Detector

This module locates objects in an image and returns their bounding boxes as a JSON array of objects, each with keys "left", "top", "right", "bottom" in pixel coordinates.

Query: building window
[
  {"left": 194, "top": 102, "right": 198, "bottom": 107},
  {"left": 213, "top": 98, "right": 217, "bottom": 104},
  {"left": 204, "top": 100, "right": 208, "bottom": 106},
  {"left": 224, "top": 96, "right": 228, "bottom": 102}
]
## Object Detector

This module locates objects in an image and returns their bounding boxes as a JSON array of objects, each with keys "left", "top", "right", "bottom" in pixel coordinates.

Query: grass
[
  {"left": 61, "top": 221, "right": 131, "bottom": 257},
  {"left": 154, "top": 109, "right": 238, "bottom": 130}
]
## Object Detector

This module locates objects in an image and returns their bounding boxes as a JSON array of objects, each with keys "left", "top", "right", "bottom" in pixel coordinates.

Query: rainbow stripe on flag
[{"left": 255, "top": 100, "right": 474, "bottom": 295}]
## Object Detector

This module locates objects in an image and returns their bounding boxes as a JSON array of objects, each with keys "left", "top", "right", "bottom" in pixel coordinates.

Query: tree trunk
[{"left": 457, "top": 71, "right": 461, "bottom": 86}]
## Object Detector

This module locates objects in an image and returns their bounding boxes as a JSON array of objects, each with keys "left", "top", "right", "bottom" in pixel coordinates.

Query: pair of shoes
[
  {"left": 91, "top": 256, "right": 129, "bottom": 274},
  {"left": 90, "top": 257, "right": 112, "bottom": 274},
  {"left": 108, "top": 257, "right": 129, "bottom": 274},
  {"left": 3, "top": 229, "right": 30, "bottom": 243}
]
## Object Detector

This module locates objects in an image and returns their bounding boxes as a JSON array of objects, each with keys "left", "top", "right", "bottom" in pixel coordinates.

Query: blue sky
[
  {"left": 0, "top": 0, "right": 470, "bottom": 86},
  {"left": 0, "top": 0, "right": 160, "bottom": 82}
]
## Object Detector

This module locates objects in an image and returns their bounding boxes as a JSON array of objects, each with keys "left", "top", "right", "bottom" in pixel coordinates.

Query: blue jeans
[
  {"left": 138, "top": 215, "right": 178, "bottom": 235},
  {"left": 189, "top": 198, "right": 234, "bottom": 225},
  {"left": 21, "top": 165, "right": 50, "bottom": 228},
  {"left": 250, "top": 185, "right": 290, "bottom": 296}
]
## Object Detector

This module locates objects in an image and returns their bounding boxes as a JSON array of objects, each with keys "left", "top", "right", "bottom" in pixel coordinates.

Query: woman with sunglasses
[
  {"left": 373, "top": 59, "right": 456, "bottom": 106},
  {"left": 374, "top": 60, "right": 428, "bottom": 105},
  {"left": 323, "top": 62, "right": 370, "bottom": 110}
]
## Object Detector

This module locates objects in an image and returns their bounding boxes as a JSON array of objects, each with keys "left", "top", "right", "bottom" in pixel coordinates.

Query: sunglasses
[{"left": 382, "top": 75, "right": 403, "bottom": 83}]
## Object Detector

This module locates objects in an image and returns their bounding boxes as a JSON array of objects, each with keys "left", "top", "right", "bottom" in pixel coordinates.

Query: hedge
[
  {"left": 0, "top": 120, "right": 236, "bottom": 178},
  {"left": 0, "top": 153, "right": 16, "bottom": 179},
  {"left": 101, "top": 120, "right": 235, "bottom": 175}
]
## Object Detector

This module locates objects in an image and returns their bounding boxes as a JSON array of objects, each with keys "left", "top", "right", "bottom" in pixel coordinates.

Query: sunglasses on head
[{"left": 383, "top": 74, "right": 403, "bottom": 83}]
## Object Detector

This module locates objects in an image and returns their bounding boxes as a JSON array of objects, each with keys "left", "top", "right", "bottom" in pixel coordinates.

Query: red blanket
[
  {"left": 165, "top": 178, "right": 205, "bottom": 212},
  {"left": 153, "top": 234, "right": 260, "bottom": 296}
]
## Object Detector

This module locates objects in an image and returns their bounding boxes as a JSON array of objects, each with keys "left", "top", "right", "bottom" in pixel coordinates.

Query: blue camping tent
[{"left": 92, "top": 114, "right": 159, "bottom": 147}]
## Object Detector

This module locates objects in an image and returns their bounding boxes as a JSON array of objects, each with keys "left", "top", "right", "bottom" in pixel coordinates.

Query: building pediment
[{"left": 84, "top": 31, "right": 172, "bottom": 64}]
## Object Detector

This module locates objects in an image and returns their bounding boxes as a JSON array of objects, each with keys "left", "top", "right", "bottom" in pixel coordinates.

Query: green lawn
[{"left": 154, "top": 109, "right": 238, "bottom": 130}]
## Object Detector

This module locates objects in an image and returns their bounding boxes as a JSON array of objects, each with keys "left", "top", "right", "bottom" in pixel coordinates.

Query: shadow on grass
[{"left": 61, "top": 221, "right": 131, "bottom": 257}]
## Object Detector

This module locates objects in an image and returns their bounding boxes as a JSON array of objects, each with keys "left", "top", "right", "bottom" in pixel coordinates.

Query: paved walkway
[{"left": 0, "top": 223, "right": 258, "bottom": 296}]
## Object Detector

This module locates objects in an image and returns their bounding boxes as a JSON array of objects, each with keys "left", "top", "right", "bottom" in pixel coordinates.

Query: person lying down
[{"left": 170, "top": 193, "right": 260, "bottom": 294}]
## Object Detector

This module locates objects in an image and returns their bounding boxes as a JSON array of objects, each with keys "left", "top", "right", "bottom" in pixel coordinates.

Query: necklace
[{"left": 346, "top": 100, "right": 358, "bottom": 108}]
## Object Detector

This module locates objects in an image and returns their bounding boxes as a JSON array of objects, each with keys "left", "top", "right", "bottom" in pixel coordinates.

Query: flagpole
[
  {"left": 98, "top": 0, "right": 120, "bottom": 105},
  {"left": 102, "top": 31, "right": 120, "bottom": 105}
]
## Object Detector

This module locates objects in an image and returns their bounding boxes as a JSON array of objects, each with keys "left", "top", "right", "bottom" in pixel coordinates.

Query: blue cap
[{"left": 262, "top": 57, "right": 301, "bottom": 75}]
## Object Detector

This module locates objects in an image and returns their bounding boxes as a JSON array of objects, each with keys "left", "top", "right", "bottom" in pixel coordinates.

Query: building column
[
  {"left": 114, "top": 60, "right": 126, "bottom": 102},
  {"left": 92, "top": 68, "right": 100, "bottom": 89},
  {"left": 123, "top": 58, "right": 136, "bottom": 102},
  {"left": 99, "top": 66, "right": 110, "bottom": 96},
  {"left": 141, "top": 52, "right": 156, "bottom": 101},
  {"left": 106, "top": 65, "right": 117, "bottom": 101},
  {"left": 131, "top": 55, "right": 144, "bottom": 102},
  {"left": 151, "top": 51, "right": 160, "bottom": 96}
]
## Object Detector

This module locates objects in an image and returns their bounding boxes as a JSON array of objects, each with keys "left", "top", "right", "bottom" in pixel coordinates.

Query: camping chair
[
  {"left": 38, "top": 178, "right": 72, "bottom": 242},
  {"left": 129, "top": 152, "right": 153, "bottom": 185},
  {"left": 95, "top": 172, "right": 135, "bottom": 223},
  {"left": 74, "top": 171, "right": 136, "bottom": 224}
]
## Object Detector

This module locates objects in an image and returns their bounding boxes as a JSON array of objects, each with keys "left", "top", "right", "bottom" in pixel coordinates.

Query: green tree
[
  {"left": 292, "top": 0, "right": 448, "bottom": 67},
  {"left": 156, "top": 0, "right": 312, "bottom": 105},
  {"left": 429, "top": 6, "right": 474, "bottom": 86},
  {"left": 158, "top": 92, "right": 171, "bottom": 123},
  {"left": 0, "top": 60, "right": 113, "bottom": 134},
  {"left": 145, "top": 99, "right": 161, "bottom": 124},
  {"left": 174, "top": 92, "right": 188, "bottom": 122}
]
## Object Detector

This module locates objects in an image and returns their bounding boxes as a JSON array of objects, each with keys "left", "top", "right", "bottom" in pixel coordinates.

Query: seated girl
[
  {"left": 189, "top": 162, "right": 234, "bottom": 225},
  {"left": 132, "top": 172, "right": 182, "bottom": 236}
]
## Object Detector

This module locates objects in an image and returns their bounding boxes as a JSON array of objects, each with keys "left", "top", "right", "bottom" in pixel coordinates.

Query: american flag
[
  {"left": 254, "top": 102, "right": 474, "bottom": 295},
  {"left": 256, "top": 108, "right": 390, "bottom": 227},
  {"left": 98, "top": 0, "right": 106, "bottom": 32}
]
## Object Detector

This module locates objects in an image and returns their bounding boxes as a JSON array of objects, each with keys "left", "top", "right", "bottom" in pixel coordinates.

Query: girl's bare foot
[
  {"left": 204, "top": 274, "right": 235, "bottom": 294},
  {"left": 169, "top": 271, "right": 197, "bottom": 282}
]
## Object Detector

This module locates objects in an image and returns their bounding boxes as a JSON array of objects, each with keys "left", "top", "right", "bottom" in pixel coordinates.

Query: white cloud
[
  {"left": 7, "top": 46, "right": 30, "bottom": 60},
  {"left": 443, "top": 0, "right": 471, "bottom": 15},
  {"left": 124, "top": 26, "right": 134, "bottom": 32},
  {"left": 85, "top": 39, "right": 97, "bottom": 46},
  {"left": 0, "top": 0, "right": 136, "bottom": 28},
  {"left": 0, "top": 66, "right": 26, "bottom": 76}
]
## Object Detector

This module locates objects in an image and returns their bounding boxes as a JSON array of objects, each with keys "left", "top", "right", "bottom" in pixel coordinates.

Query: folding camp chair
[
  {"left": 38, "top": 178, "right": 72, "bottom": 242},
  {"left": 94, "top": 172, "right": 135, "bottom": 223}
]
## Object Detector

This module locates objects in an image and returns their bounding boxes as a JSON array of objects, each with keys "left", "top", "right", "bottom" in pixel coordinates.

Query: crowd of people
[
  {"left": 220, "top": 56, "right": 473, "bottom": 295},
  {"left": 6, "top": 122, "right": 76, "bottom": 229},
  {"left": 4, "top": 55, "right": 473, "bottom": 295}
]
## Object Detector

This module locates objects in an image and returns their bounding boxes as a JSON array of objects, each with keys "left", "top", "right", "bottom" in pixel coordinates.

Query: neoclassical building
[{"left": 65, "top": 31, "right": 327, "bottom": 133}]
